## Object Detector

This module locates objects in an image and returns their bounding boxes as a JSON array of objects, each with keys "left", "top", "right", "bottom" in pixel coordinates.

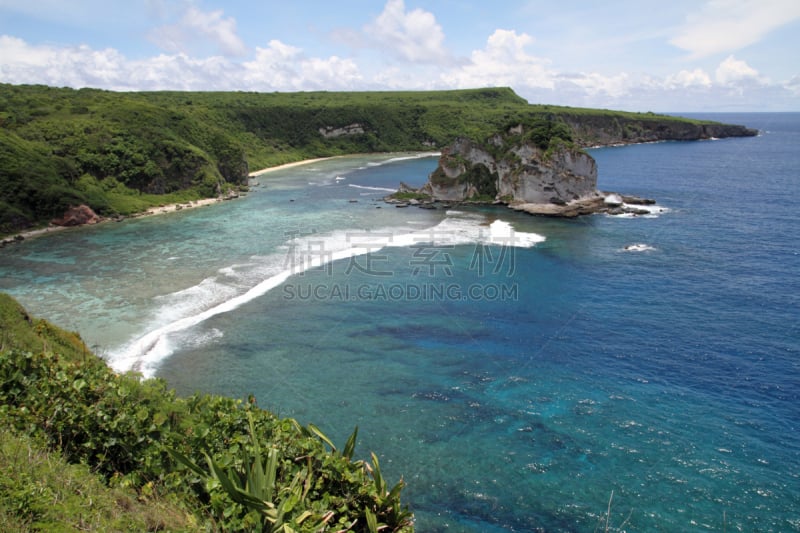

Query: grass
[{"left": 0, "top": 431, "right": 196, "bottom": 532}]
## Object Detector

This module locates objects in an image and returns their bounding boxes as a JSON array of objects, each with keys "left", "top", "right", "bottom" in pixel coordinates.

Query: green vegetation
[
  {"left": 0, "top": 293, "right": 413, "bottom": 532},
  {"left": 0, "top": 431, "right": 195, "bottom": 531},
  {"left": 1, "top": 83, "right": 747, "bottom": 236},
  {"left": 518, "top": 116, "right": 574, "bottom": 151},
  {"left": 386, "top": 191, "right": 432, "bottom": 201},
  {"left": 463, "top": 164, "right": 499, "bottom": 199}
]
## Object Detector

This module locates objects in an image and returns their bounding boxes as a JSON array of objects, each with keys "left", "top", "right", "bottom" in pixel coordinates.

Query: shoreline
[
  {"left": 1, "top": 157, "right": 337, "bottom": 247},
  {"left": 248, "top": 156, "right": 339, "bottom": 177},
  {"left": 0, "top": 197, "right": 230, "bottom": 247}
]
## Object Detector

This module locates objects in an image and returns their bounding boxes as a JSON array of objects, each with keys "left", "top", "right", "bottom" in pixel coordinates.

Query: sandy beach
[
  {"left": 138, "top": 197, "right": 223, "bottom": 217},
  {"left": 247, "top": 156, "right": 338, "bottom": 177}
]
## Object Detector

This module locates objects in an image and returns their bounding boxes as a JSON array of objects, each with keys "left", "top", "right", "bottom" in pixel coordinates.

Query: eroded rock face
[
  {"left": 428, "top": 138, "right": 495, "bottom": 201},
  {"left": 318, "top": 123, "right": 365, "bottom": 138},
  {"left": 427, "top": 129, "right": 598, "bottom": 205},
  {"left": 51, "top": 205, "right": 102, "bottom": 227},
  {"left": 496, "top": 144, "right": 597, "bottom": 204}
]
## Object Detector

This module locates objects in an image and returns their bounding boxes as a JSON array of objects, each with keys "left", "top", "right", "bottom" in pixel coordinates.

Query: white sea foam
[
  {"left": 348, "top": 184, "right": 397, "bottom": 193},
  {"left": 150, "top": 277, "right": 240, "bottom": 326},
  {"left": 383, "top": 153, "right": 440, "bottom": 164},
  {"left": 444, "top": 209, "right": 477, "bottom": 217},
  {"left": 109, "top": 267, "right": 296, "bottom": 376},
  {"left": 364, "top": 153, "right": 439, "bottom": 167},
  {"left": 622, "top": 243, "right": 656, "bottom": 252},
  {"left": 108, "top": 211, "right": 545, "bottom": 377},
  {"left": 607, "top": 203, "right": 670, "bottom": 219}
]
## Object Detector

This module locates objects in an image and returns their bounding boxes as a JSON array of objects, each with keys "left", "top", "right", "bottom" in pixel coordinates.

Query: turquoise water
[{"left": 1, "top": 116, "right": 798, "bottom": 531}]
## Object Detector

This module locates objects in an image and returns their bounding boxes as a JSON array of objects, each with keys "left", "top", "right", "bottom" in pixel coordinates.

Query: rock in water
[
  {"left": 426, "top": 122, "right": 598, "bottom": 205},
  {"left": 421, "top": 120, "right": 659, "bottom": 217}
]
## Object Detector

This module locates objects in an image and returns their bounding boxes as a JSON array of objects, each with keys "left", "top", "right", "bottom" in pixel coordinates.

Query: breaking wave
[{"left": 108, "top": 212, "right": 544, "bottom": 377}]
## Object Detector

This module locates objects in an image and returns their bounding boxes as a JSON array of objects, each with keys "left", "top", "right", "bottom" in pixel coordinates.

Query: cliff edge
[{"left": 560, "top": 113, "right": 758, "bottom": 147}]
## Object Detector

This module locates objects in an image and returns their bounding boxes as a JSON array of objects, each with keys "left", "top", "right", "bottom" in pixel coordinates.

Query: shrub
[{"left": 0, "top": 293, "right": 415, "bottom": 531}]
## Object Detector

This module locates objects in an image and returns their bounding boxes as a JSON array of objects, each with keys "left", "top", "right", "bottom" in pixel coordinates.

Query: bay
[{"left": 1, "top": 114, "right": 798, "bottom": 531}]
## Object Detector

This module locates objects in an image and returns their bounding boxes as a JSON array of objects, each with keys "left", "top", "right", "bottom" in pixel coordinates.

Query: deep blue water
[{"left": 1, "top": 115, "right": 798, "bottom": 531}]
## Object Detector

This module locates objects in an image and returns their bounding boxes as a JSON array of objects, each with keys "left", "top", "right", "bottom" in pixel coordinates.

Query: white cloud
[
  {"left": 150, "top": 6, "right": 247, "bottom": 57},
  {"left": 666, "top": 68, "right": 713, "bottom": 88},
  {"left": 0, "top": 35, "right": 127, "bottom": 88},
  {"left": 443, "top": 29, "right": 554, "bottom": 89},
  {"left": 0, "top": 35, "right": 361, "bottom": 92},
  {"left": 243, "top": 40, "right": 362, "bottom": 91},
  {"left": 786, "top": 75, "right": 800, "bottom": 96},
  {"left": 127, "top": 54, "right": 239, "bottom": 91},
  {"left": 439, "top": 29, "right": 639, "bottom": 102},
  {"left": 670, "top": 0, "right": 800, "bottom": 58},
  {"left": 0, "top": 34, "right": 50, "bottom": 67},
  {"left": 715, "top": 55, "right": 761, "bottom": 84},
  {"left": 242, "top": 40, "right": 302, "bottom": 89},
  {"left": 562, "top": 71, "right": 632, "bottom": 98},
  {"left": 364, "top": 0, "right": 449, "bottom": 64},
  {"left": 0, "top": 28, "right": 797, "bottom": 111}
]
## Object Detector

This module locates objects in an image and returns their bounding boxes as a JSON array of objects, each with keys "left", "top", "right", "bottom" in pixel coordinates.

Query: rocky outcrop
[
  {"left": 411, "top": 122, "right": 662, "bottom": 217},
  {"left": 51, "top": 205, "right": 102, "bottom": 227},
  {"left": 510, "top": 194, "right": 657, "bottom": 217},
  {"left": 428, "top": 135, "right": 599, "bottom": 205},
  {"left": 496, "top": 142, "right": 597, "bottom": 204}
]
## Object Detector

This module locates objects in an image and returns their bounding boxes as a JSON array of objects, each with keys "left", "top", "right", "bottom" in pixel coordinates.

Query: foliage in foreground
[
  {"left": 0, "top": 430, "right": 196, "bottom": 531},
  {"left": 0, "top": 293, "right": 413, "bottom": 532}
]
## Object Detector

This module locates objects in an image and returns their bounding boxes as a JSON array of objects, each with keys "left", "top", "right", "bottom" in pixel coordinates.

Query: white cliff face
[
  {"left": 429, "top": 131, "right": 598, "bottom": 204},
  {"left": 428, "top": 181, "right": 470, "bottom": 201},
  {"left": 428, "top": 138, "right": 494, "bottom": 201},
  {"left": 497, "top": 145, "right": 597, "bottom": 204},
  {"left": 318, "top": 123, "right": 365, "bottom": 138}
]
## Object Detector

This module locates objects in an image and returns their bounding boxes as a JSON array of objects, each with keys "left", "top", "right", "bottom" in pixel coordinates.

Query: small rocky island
[{"left": 387, "top": 117, "right": 756, "bottom": 217}]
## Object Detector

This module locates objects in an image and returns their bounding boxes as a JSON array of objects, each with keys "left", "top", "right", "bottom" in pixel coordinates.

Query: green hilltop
[{"left": 0, "top": 84, "right": 754, "bottom": 235}]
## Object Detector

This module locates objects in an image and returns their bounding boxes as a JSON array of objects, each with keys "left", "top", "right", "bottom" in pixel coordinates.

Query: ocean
[{"left": 1, "top": 113, "right": 798, "bottom": 531}]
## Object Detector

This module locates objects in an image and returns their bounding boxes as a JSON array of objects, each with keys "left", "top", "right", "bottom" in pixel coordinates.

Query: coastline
[
  {"left": 0, "top": 197, "right": 228, "bottom": 247},
  {"left": 248, "top": 156, "right": 339, "bottom": 177},
  {"left": 1, "top": 157, "right": 336, "bottom": 248}
]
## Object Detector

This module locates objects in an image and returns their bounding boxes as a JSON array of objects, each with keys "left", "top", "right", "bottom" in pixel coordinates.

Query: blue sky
[{"left": 1, "top": 0, "right": 798, "bottom": 111}]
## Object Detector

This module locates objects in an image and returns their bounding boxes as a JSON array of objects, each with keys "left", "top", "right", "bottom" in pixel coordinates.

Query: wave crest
[{"left": 108, "top": 212, "right": 544, "bottom": 377}]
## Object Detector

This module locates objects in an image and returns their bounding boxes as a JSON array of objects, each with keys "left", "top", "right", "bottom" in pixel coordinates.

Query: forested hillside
[{"left": 0, "top": 84, "right": 753, "bottom": 235}]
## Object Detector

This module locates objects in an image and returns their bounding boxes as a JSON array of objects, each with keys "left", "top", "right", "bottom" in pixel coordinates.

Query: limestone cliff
[
  {"left": 415, "top": 121, "right": 660, "bottom": 217},
  {"left": 425, "top": 123, "right": 601, "bottom": 206},
  {"left": 560, "top": 113, "right": 758, "bottom": 147}
]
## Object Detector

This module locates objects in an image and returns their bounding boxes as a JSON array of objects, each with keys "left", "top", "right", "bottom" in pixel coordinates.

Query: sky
[{"left": 1, "top": 0, "right": 798, "bottom": 112}]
